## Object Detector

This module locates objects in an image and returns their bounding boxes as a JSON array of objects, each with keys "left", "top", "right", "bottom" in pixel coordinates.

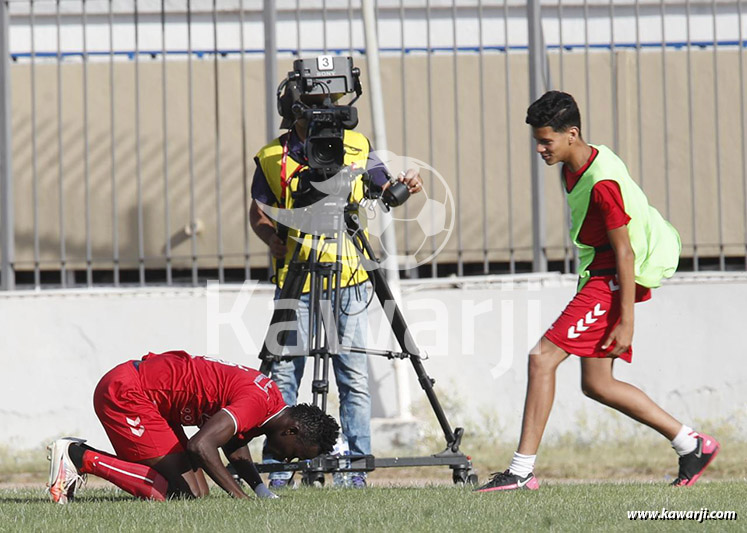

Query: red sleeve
[
  {"left": 222, "top": 375, "right": 285, "bottom": 436},
  {"left": 590, "top": 180, "right": 630, "bottom": 231}
]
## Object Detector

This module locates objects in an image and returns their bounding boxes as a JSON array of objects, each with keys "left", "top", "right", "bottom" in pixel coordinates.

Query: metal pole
[
  {"left": 426, "top": 0, "right": 436, "bottom": 278},
  {"left": 264, "top": 0, "right": 278, "bottom": 141},
  {"left": 478, "top": 0, "right": 487, "bottom": 273},
  {"left": 187, "top": 0, "right": 198, "bottom": 285},
  {"left": 505, "top": 0, "right": 515, "bottom": 274},
  {"left": 712, "top": 0, "right": 725, "bottom": 271},
  {"left": 83, "top": 0, "right": 92, "bottom": 286},
  {"left": 738, "top": 0, "right": 747, "bottom": 270},
  {"left": 109, "top": 0, "right": 120, "bottom": 286},
  {"left": 239, "top": 0, "right": 251, "bottom": 279},
  {"left": 660, "top": 0, "right": 670, "bottom": 219},
  {"left": 56, "top": 0, "right": 67, "bottom": 287},
  {"left": 527, "top": 0, "right": 547, "bottom": 273},
  {"left": 452, "top": 0, "right": 463, "bottom": 277},
  {"left": 686, "top": 0, "right": 699, "bottom": 270},
  {"left": 361, "top": 0, "right": 411, "bottom": 419},
  {"left": 0, "top": 0, "right": 14, "bottom": 290},
  {"left": 135, "top": 0, "right": 145, "bottom": 285},
  {"left": 31, "top": 0, "right": 39, "bottom": 288},
  {"left": 213, "top": 0, "right": 224, "bottom": 283},
  {"left": 162, "top": 0, "right": 173, "bottom": 285}
]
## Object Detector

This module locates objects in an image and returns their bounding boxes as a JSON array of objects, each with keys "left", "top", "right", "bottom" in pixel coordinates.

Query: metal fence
[{"left": 1, "top": 0, "right": 746, "bottom": 289}]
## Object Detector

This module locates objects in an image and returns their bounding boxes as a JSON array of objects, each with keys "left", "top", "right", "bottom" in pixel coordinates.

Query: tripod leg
[
  {"left": 258, "top": 260, "right": 308, "bottom": 375},
  {"left": 347, "top": 222, "right": 460, "bottom": 450}
]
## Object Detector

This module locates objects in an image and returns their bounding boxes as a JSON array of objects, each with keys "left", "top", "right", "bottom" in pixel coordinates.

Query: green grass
[{"left": 0, "top": 482, "right": 744, "bottom": 532}]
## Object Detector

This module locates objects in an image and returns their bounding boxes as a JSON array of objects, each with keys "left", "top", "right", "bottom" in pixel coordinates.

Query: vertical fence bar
[
  {"left": 322, "top": 0, "right": 328, "bottom": 54},
  {"left": 452, "top": 1, "right": 462, "bottom": 276},
  {"left": 30, "top": 0, "right": 40, "bottom": 288},
  {"left": 557, "top": 0, "right": 572, "bottom": 273},
  {"left": 739, "top": 0, "right": 747, "bottom": 269},
  {"left": 635, "top": 0, "right": 643, "bottom": 187},
  {"left": 528, "top": 0, "right": 547, "bottom": 273},
  {"left": 264, "top": 0, "right": 277, "bottom": 142},
  {"left": 686, "top": 0, "right": 698, "bottom": 270},
  {"left": 161, "top": 0, "right": 172, "bottom": 285},
  {"left": 609, "top": 0, "right": 618, "bottom": 152},
  {"left": 583, "top": 0, "right": 591, "bottom": 140},
  {"left": 399, "top": 0, "right": 411, "bottom": 265},
  {"left": 83, "top": 0, "right": 92, "bottom": 286},
  {"left": 212, "top": 0, "right": 224, "bottom": 283},
  {"left": 557, "top": 0, "right": 564, "bottom": 90},
  {"left": 263, "top": 0, "right": 278, "bottom": 281},
  {"left": 0, "top": 0, "right": 14, "bottom": 290},
  {"left": 660, "top": 0, "right": 670, "bottom": 219},
  {"left": 296, "top": 0, "right": 301, "bottom": 56},
  {"left": 238, "top": 0, "right": 250, "bottom": 280},
  {"left": 109, "top": 0, "right": 120, "bottom": 286},
  {"left": 187, "top": 0, "right": 198, "bottom": 285},
  {"left": 56, "top": 0, "right": 67, "bottom": 286},
  {"left": 349, "top": 0, "right": 355, "bottom": 55},
  {"left": 426, "top": 0, "right": 436, "bottom": 277},
  {"left": 478, "top": 0, "right": 487, "bottom": 273},
  {"left": 504, "top": 0, "right": 514, "bottom": 274},
  {"left": 135, "top": 0, "right": 145, "bottom": 285},
  {"left": 712, "top": 0, "right": 725, "bottom": 270}
]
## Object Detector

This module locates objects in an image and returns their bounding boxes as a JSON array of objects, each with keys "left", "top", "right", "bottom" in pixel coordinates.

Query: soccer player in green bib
[{"left": 476, "top": 91, "right": 719, "bottom": 492}]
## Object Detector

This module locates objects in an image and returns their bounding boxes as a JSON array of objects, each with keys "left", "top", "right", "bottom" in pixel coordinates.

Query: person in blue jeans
[
  {"left": 249, "top": 73, "right": 423, "bottom": 487},
  {"left": 262, "top": 287, "right": 371, "bottom": 487}
]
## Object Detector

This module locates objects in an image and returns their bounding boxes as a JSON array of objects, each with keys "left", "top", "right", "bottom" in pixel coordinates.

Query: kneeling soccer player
[
  {"left": 475, "top": 91, "right": 719, "bottom": 492},
  {"left": 47, "top": 350, "right": 339, "bottom": 503}
]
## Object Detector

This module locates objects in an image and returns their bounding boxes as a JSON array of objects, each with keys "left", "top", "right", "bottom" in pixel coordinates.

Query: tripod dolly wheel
[
  {"left": 302, "top": 472, "right": 325, "bottom": 487},
  {"left": 452, "top": 468, "right": 478, "bottom": 487}
]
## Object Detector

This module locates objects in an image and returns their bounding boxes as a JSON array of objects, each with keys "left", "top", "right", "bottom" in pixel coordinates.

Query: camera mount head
[{"left": 276, "top": 55, "right": 362, "bottom": 130}]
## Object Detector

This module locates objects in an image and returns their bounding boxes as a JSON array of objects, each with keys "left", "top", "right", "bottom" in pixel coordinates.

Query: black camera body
[
  {"left": 300, "top": 105, "right": 358, "bottom": 174},
  {"left": 276, "top": 56, "right": 409, "bottom": 210},
  {"left": 277, "top": 56, "right": 362, "bottom": 176}
]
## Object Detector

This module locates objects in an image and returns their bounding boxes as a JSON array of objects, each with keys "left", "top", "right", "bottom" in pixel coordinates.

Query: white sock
[
  {"left": 508, "top": 452, "right": 536, "bottom": 478},
  {"left": 671, "top": 425, "right": 698, "bottom": 456}
]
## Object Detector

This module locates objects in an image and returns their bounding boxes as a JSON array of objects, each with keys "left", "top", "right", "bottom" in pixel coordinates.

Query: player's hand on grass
[{"left": 254, "top": 483, "right": 279, "bottom": 499}]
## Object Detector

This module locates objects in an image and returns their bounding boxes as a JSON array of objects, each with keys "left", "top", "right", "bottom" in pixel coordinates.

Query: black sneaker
[
  {"left": 671, "top": 433, "right": 720, "bottom": 487},
  {"left": 474, "top": 470, "right": 539, "bottom": 492}
]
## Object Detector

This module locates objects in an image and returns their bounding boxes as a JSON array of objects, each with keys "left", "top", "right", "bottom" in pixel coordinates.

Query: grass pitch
[{"left": 0, "top": 482, "right": 744, "bottom": 532}]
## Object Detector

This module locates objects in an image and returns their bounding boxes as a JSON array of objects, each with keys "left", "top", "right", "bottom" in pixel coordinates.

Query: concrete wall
[{"left": 2, "top": 272, "right": 745, "bottom": 452}]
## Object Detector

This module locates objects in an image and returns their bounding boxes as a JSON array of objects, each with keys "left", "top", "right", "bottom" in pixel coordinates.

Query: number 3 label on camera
[{"left": 317, "top": 55, "right": 334, "bottom": 71}]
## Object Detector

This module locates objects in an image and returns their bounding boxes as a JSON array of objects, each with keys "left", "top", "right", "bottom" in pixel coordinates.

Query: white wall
[
  {"left": 8, "top": 1, "right": 744, "bottom": 59},
  {"left": 2, "top": 272, "right": 745, "bottom": 452}
]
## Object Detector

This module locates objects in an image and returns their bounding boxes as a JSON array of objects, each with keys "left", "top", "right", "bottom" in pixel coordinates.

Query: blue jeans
[{"left": 264, "top": 285, "right": 371, "bottom": 480}]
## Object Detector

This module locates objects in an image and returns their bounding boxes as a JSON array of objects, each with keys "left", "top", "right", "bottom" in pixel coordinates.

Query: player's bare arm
[
  {"left": 222, "top": 437, "right": 264, "bottom": 491},
  {"left": 601, "top": 225, "right": 635, "bottom": 356},
  {"left": 186, "top": 410, "right": 251, "bottom": 499}
]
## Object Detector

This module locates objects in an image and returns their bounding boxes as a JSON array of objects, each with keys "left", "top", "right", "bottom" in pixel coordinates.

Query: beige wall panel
[{"left": 10, "top": 49, "right": 747, "bottom": 273}]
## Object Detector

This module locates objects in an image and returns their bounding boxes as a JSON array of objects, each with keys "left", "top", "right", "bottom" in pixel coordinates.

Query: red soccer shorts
[
  {"left": 93, "top": 361, "right": 188, "bottom": 462},
  {"left": 544, "top": 276, "right": 651, "bottom": 363}
]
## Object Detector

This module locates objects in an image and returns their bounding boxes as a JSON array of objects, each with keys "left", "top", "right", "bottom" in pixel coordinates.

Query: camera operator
[{"left": 249, "top": 57, "right": 422, "bottom": 489}]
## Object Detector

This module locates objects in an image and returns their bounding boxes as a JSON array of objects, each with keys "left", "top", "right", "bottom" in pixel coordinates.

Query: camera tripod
[{"left": 255, "top": 200, "right": 476, "bottom": 486}]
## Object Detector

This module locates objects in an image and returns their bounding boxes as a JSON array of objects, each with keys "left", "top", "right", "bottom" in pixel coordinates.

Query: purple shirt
[{"left": 251, "top": 130, "right": 391, "bottom": 205}]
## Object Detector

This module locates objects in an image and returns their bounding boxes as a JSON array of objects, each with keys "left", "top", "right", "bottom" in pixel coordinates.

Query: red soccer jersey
[{"left": 136, "top": 351, "right": 286, "bottom": 441}]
